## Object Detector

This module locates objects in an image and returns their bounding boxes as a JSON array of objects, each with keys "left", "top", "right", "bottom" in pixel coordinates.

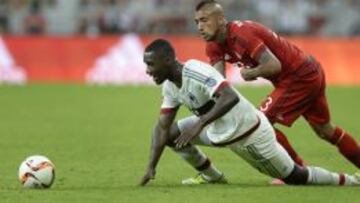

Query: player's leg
[
  {"left": 228, "top": 114, "right": 295, "bottom": 180},
  {"left": 166, "top": 116, "right": 225, "bottom": 183},
  {"left": 274, "top": 128, "right": 305, "bottom": 166},
  {"left": 309, "top": 122, "right": 360, "bottom": 168},
  {"left": 260, "top": 88, "right": 306, "bottom": 167},
  {"left": 284, "top": 164, "right": 359, "bottom": 185},
  {"left": 303, "top": 69, "right": 360, "bottom": 168},
  {"left": 229, "top": 116, "right": 360, "bottom": 185}
]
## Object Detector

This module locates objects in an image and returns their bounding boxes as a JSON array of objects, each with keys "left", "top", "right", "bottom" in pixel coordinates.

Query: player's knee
[
  {"left": 282, "top": 165, "right": 308, "bottom": 185},
  {"left": 311, "top": 122, "right": 336, "bottom": 141}
]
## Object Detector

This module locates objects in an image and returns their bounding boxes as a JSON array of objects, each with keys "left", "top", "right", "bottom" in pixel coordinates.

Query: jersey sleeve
[
  {"left": 160, "top": 83, "right": 180, "bottom": 114},
  {"left": 198, "top": 66, "right": 230, "bottom": 98},
  {"left": 205, "top": 42, "right": 225, "bottom": 65},
  {"left": 233, "top": 21, "right": 266, "bottom": 61},
  {"left": 246, "top": 34, "right": 266, "bottom": 61}
]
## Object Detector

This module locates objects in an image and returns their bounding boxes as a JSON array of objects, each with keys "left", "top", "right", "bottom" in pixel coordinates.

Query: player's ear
[
  {"left": 164, "top": 55, "right": 172, "bottom": 64},
  {"left": 217, "top": 15, "right": 226, "bottom": 26}
]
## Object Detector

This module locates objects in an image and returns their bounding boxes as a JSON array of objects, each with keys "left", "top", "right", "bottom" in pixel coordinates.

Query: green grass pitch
[{"left": 0, "top": 84, "right": 360, "bottom": 203}]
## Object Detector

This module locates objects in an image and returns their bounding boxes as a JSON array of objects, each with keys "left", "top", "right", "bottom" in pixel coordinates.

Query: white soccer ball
[{"left": 18, "top": 155, "right": 55, "bottom": 189}]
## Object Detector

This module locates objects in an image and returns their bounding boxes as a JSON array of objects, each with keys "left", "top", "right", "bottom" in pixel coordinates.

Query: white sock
[
  {"left": 200, "top": 160, "right": 223, "bottom": 181},
  {"left": 307, "top": 166, "right": 359, "bottom": 185},
  {"left": 173, "top": 145, "right": 223, "bottom": 180}
]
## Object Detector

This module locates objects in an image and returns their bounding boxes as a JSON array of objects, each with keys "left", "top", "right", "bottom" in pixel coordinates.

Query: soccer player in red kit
[{"left": 194, "top": 0, "right": 360, "bottom": 172}]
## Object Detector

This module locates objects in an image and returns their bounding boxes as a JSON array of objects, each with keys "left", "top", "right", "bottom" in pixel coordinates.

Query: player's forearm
[
  {"left": 146, "top": 111, "right": 177, "bottom": 169},
  {"left": 147, "top": 124, "right": 168, "bottom": 170},
  {"left": 200, "top": 88, "right": 239, "bottom": 127},
  {"left": 252, "top": 63, "right": 281, "bottom": 78},
  {"left": 252, "top": 48, "right": 282, "bottom": 78},
  {"left": 213, "top": 61, "right": 226, "bottom": 77}
]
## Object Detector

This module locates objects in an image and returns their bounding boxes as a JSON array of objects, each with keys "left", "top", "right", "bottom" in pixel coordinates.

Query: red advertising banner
[{"left": 1, "top": 34, "right": 360, "bottom": 85}]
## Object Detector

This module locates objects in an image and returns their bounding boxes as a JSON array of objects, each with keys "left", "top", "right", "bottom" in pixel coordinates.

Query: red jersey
[{"left": 206, "top": 21, "right": 309, "bottom": 86}]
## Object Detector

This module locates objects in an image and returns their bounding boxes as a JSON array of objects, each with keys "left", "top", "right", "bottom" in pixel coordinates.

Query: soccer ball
[{"left": 18, "top": 155, "right": 55, "bottom": 189}]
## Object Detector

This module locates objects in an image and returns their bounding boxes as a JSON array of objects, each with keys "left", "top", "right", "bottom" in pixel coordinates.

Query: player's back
[{"left": 182, "top": 59, "right": 264, "bottom": 143}]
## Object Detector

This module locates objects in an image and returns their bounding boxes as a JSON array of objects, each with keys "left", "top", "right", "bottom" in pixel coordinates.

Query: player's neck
[
  {"left": 216, "top": 24, "right": 227, "bottom": 44},
  {"left": 169, "top": 61, "right": 183, "bottom": 88}
]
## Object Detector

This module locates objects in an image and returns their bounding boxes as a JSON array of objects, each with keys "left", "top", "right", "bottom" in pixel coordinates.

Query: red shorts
[{"left": 260, "top": 59, "right": 330, "bottom": 127}]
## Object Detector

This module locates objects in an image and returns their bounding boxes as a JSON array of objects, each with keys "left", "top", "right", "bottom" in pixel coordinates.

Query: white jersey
[{"left": 161, "top": 59, "right": 262, "bottom": 144}]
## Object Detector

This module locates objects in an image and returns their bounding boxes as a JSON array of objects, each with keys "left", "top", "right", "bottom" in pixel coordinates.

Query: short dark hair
[
  {"left": 145, "top": 39, "right": 175, "bottom": 59},
  {"left": 195, "top": 0, "right": 218, "bottom": 11}
]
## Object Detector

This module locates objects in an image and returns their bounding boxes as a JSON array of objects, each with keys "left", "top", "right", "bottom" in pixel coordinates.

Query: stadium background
[
  {"left": 1, "top": 0, "right": 360, "bottom": 203},
  {"left": 1, "top": 0, "right": 360, "bottom": 85}
]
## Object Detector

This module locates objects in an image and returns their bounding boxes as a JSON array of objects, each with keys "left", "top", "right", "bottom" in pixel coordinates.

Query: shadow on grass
[{"left": 0, "top": 181, "right": 353, "bottom": 192}]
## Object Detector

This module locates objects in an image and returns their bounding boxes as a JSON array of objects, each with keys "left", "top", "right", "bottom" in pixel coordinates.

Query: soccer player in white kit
[{"left": 139, "top": 39, "right": 360, "bottom": 186}]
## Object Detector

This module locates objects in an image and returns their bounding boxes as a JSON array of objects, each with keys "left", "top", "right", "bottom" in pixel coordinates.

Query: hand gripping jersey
[{"left": 161, "top": 59, "right": 263, "bottom": 144}]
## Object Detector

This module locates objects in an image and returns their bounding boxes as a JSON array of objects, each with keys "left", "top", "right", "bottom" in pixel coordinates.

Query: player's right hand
[{"left": 139, "top": 168, "right": 156, "bottom": 186}]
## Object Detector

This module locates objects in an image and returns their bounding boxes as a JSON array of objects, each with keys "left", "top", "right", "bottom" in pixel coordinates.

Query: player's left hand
[
  {"left": 240, "top": 67, "right": 257, "bottom": 81},
  {"left": 139, "top": 167, "right": 156, "bottom": 186},
  {"left": 174, "top": 122, "right": 203, "bottom": 148}
]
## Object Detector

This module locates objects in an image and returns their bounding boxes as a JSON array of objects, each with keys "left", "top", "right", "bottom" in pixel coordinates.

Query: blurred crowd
[{"left": 0, "top": 0, "right": 360, "bottom": 36}]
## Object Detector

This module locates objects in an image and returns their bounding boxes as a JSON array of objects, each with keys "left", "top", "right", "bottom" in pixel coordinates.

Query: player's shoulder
[
  {"left": 229, "top": 20, "right": 262, "bottom": 28},
  {"left": 183, "top": 60, "right": 223, "bottom": 87},
  {"left": 184, "top": 59, "right": 214, "bottom": 76},
  {"left": 184, "top": 59, "right": 210, "bottom": 68},
  {"left": 228, "top": 20, "right": 246, "bottom": 31},
  {"left": 228, "top": 20, "right": 265, "bottom": 34}
]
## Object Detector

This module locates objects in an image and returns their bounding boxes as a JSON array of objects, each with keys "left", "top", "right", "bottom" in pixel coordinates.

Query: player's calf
[
  {"left": 170, "top": 145, "right": 225, "bottom": 183},
  {"left": 311, "top": 122, "right": 360, "bottom": 168},
  {"left": 283, "top": 164, "right": 360, "bottom": 186},
  {"left": 166, "top": 122, "right": 225, "bottom": 183},
  {"left": 274, "top": 128, "right": 305, "bottom": 166},
  {"left": 282, "top": 165, "right": 308, "bottom": 185}
]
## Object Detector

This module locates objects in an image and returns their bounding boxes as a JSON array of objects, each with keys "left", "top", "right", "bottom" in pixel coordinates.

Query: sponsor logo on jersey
[{"left": 205, "top": 77, "right": 217, "bottom": 87}]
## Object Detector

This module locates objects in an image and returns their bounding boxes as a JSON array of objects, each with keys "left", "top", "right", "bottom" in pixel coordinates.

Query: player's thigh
[
  {"left": 303, "top": 88, "right": 330, "bottom": 127},
  {"left": 177, "top": 116, "right": 212, "bottom": 147},
  {"left": 260, "top": 84, "right": 316, "bottom": 127},
  {"left": 228, "top": 124, "right": 295, "bottom": 179}
]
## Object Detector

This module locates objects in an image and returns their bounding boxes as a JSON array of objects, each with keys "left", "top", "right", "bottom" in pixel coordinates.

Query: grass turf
[{"left": 0, "top": 84, "right": 359, "bottom": 203}]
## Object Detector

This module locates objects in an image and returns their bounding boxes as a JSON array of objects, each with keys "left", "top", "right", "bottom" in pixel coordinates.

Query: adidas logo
[
  {"left": 0, "top": 37, "right": 26, "bottom": 85},
  {"left": 86, "top": 34, "right": 151, "bottom": 85}
]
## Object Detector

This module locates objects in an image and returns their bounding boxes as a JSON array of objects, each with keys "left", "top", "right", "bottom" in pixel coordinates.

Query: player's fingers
[
  {"left": 139, "top": 176, "right": 149, "bottom": 186},
  {"left": 175, "top": 137, "right": 186, "bottom": 149},
  {"left": 174, "top": 134, "right": 185, "bottom": 144},
  {"left": 174, "top": 136, "right": 180, "bottom": 144},
  {"left": 181, "top": 137, "right": 191, "bottom": 147},
  {"left": 179, "top": 139, "right": 189, "bottom": 148},
  {"left": 175, "top": 141, "right": 183, "bottom": 149}
]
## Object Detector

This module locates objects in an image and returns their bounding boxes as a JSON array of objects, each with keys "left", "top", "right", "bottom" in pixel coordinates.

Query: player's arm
[
  {"left": 213, "top": 60, "right": 226, "bottom": 77},
  {"left": 241, "top": 47, "right": 281, "bottom": 81},
  {"left": 206, "top": 42, "right": 226, "bottom": 77},
  {"left": 147, "top": 110, "right": 178, "bottom": 170},
  {"left": 175, "top": 83, "right": 239, "bottom": 148},
  {"left": 199, "top": 84, "right": 239, "bottom": 127},
  {"left": 139, "top": 108, "right": 178, "bottom": 186}
]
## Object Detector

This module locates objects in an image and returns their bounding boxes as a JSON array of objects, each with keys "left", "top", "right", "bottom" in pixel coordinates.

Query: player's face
[
  {"left": 194, "top": 10, "right": 221, "bottom": 41},
  {"left": 144, "top": 52, "right": 168, "bottom": 85}
]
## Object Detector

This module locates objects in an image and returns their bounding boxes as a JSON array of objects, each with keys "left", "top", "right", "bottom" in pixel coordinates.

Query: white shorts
[{"left": 177, "top": 114, "right": 295, "bottom": 179}]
